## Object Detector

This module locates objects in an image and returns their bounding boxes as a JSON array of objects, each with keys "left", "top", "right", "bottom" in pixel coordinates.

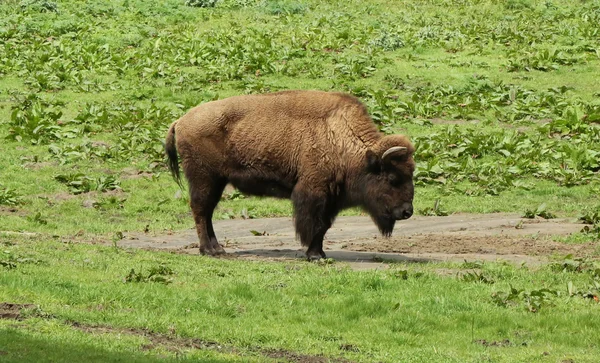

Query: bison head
[{"left": 362, "top": 135, "right": 415, "bottom": 236}]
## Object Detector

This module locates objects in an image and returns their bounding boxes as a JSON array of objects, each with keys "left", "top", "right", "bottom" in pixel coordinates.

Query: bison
[{"left": 165, "top": 90, "right": 415, "bottom": 260}]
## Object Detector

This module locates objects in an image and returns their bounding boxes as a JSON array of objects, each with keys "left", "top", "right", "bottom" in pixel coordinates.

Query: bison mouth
[{"left": 372, "top": 215, "right": 396, "bottom": 237}]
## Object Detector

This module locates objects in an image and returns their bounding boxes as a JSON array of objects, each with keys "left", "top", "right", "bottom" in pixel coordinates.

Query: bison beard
[
  {"left": 165, "top": 90, "right": 415, "bottom": 261},
  {"left": 373, "top": 215, "right": 396, "bottom": 237}
]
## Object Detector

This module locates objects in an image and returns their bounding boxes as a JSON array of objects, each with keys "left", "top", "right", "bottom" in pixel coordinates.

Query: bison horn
[{"left": 382, "top": 146, "right": 407, "bottom": 160}]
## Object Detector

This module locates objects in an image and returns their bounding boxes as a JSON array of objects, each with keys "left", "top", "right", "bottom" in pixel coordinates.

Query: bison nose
[{"left": 393, "top": 203, "right": 413, "bottom": 220}]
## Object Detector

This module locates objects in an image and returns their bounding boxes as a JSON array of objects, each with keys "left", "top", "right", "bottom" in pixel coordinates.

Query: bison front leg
[
  {"left": 292, "top": 185, "right": 336, "bottom": 261},
  {"left": 188, "top": 177, "right": 227, "bottom": 256}
]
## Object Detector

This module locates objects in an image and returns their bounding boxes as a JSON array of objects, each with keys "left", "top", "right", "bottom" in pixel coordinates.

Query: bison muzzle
[{"left": 165, "top": 90, "right": 415, "bottom": 260}]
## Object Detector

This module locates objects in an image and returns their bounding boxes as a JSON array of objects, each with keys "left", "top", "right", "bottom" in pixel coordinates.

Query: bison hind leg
[{"left": 188, "top": 175, "right": 227, "bottom": 256}]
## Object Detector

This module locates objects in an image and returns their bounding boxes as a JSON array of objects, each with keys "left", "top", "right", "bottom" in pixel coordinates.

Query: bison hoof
[
  {"left": 306, "top": 250, "right": 327, "bottom": 262},
  {"left": 199, "top": 246, "right": 226, "bottom": 256},
  {"left": 212, "top": 244, "right": 226, "bottom": 255}
]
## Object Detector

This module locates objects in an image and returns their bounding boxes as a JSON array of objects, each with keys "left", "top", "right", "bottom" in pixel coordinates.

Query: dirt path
[{"left": 122, "top": 214, "right": 596, "bottom": 269}]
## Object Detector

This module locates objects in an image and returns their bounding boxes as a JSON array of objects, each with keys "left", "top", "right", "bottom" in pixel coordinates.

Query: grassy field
[
  {"left": 2, "top": 235, "right": 600, "bottom": 362},
  {"left": 1, "top": 0, "right": 600, "bottom": 361}
]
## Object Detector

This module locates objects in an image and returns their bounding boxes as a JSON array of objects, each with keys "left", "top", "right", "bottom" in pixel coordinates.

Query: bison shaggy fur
[{"left": 165, "top": 90, "right": 415, "bottom": 260}]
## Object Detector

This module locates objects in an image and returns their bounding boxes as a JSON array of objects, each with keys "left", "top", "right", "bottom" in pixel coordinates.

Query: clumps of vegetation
[
  {"left": 522, "top": 204, "right": 556, "bottom": 219},
  {"left": 418, "top": 199, "right": 449, "bottom": 216},
  {"left": 460, "top": 260, "right": 484, "bottom": 269},
  {"left": 491, "top": 286, "right": 558, "bottom": 313},
  {"left": 20, "top": 0, "right": 58, "bottom": 13},
  {"left": 0, "top": 185, "right": 22, "bottom": 206},
  {"left": 263, "top": 0, "right": 307, "bottom": 16},
  {"left": 389, "top": 269, "right": 425, "bottom": 280},
  {"left": 124, "top": 264, "right": 174, "bottom": 284},
  {"left": 54, "top": 174, "right": 121, "bottom": 195},
  {"left": 92, "top": 196, "right": 127, "bottom": 211},
  {"left": 567, "top": 280, "right": 600, "bottom": 302},
  {"left": 550, "top": 255, "right": 600, "bottom": 276},
  {"left": 7, "top": 94, "right": 64, "bottom": 144},
  {"left": 579, "top": 208, "right": 600, "bottom": 239},
  {"left": 459, "top": 271, "right": 495, "bottom": 284},
  {"left": 1, "top": 250, "right": 43, "bottom": 270},
  {"left": 26, "top": 212, "right": 48, "bottom": 225},
  {"left": 185, "top": 0, "right": 218, "bottom": 8},
  {"left": 579, "top": 208, "right": 600, "bottom": 225},
  {"left": 506, "top": 47, "right": 583, "bottom": 72},
  {"left": 369, "top": 30, "right": 405, "bottom": 51},
  {"left": 222, "top": 189, "right": 245, "bottom": 201},
  {"left": 494, "top": 256, "right": 600, "bottom": 312}
]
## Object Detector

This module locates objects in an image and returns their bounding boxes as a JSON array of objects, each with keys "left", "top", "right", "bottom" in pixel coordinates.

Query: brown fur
[{"left": 165, "top": 90, "right": 415, "bottom": 259}]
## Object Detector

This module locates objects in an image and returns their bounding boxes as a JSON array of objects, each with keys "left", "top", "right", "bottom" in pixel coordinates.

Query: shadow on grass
[{"left": 0, "top": 328, "right": 236, "bottom": 363}]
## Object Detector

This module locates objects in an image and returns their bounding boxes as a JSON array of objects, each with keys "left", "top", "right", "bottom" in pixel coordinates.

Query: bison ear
[{"left": 365, "top": 150, "right": 381, "bottom": 173}]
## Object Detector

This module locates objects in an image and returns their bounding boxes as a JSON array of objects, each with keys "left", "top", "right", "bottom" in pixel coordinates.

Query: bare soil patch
[
  {"left": 68, "top": 321, "right": 353, "bottom": 362},
  {"left": 0, "top": 302, "right": 37, "bottom": 320},
  {"left": 3, "top": 308, "right": 354, "bottom": 362},
  {"left": 121, "top": 214, "right": 597, "bottom": 269},
  {"left": 21, "top": 161, "right": 57, "bottom": 171},
  {"left": 0, "top": 206, "right": 25, "bottom": 216},
  {"left": 119, "top": 167, "right": 156, "bottom": 180}
]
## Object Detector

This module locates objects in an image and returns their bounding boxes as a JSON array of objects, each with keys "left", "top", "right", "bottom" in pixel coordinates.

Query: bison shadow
[{"left": 230, "top": 248, "right": 434, "bottom": 264}]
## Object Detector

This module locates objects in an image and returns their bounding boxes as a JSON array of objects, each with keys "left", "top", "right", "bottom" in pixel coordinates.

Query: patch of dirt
[
  {"left": 0, "top": 206, "right": 26, "bottom": 216},
  {"left": 0, "top": 303, "right": 37, "bottom": 320},
  {"left": 120, "top": 167, "right": 156, "bottom": 180},
  {"left": 122, "top": 214, "right": 595, "bottom": 269},
  {"left": 262, "top": 348, "right": 353, "bottom": 363},
  {"left": 39, "top": 189, "right": 128, "bottom": 205},
  {"left": 346, "top": 234, "right": 593, "bottom": 256},
  {"left": 474, "top": 339, "right": 518, "bottom": 348},
  {"left": 21, "top": 161, "right": 57, "bottom": 170},
  {"left": 69, "top": 321, "right": 353, "bottom": 362},
  {"left": 70, "top": 321, "right": 228, "bottom": 353}
]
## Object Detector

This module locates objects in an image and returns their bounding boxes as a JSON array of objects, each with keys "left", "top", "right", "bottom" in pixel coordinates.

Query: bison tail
[{"left": 165, "top": 121, "right": 183, "bottom": 188}]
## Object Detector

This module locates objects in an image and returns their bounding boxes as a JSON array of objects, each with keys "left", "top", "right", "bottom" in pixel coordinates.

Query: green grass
[
  {"left": 1, "top": 0, "right": 599, "bottom": 240},
  {"left": 1, "top": 236, "right": 600, "bottom": 362},
  {"left": 1, "top": 0, "right": 600, "bottom": 360}
]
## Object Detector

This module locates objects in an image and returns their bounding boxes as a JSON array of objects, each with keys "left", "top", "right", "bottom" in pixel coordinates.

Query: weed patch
[
  {"left": 0, "top": 186, "right": 22, "bottom": 206},
  {"left": 54, "top": 174, "right": 120, "bottom": 195},
  {"left": 124, "top": 264, "right": 174, "bottom": 284}
]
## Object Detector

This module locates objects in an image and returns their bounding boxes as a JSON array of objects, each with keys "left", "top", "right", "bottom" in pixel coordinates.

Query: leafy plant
[
  {"left": 185, "top": 0, "right": 218, "bottom": 7},
  {"left": 20, "top": 0, "right": 58, "bottom": 13},
  {"left": 26, "top": 212, "right": 48, "bottom": 225},
  {"left": 264, "top": 0, "right": 306, "bottom": 15},
  {"left": 93, "top": 196, "right": 127, "bottom": 210},
  {"left": 579, "top": 208, "right": 600, "bottom": 225},
  {"left": 54, "top": 174, "right": 121, "bottom": 194},
  {"left": 459, "top": 271, "right": 494, "bottom": 284},
  {"left": 124, "top": 264, "right": 174, "bottom": 284},
  {"left": 491, "top": 285, "right": 558, "bottom": 312},
  {"left": 551, "top": 255, "right": 600, "bottom": 276},
  {"left": 418, "top": 199, "right": 449, "bottom": 216},
  {"left": 522, "top": 204, "right": 556, "bottom": 219},
  {"left": 6, "top": 94, "right": 65, "bottom": 144},
  {"left": 1, "top": 250, "right": 43, "bottom": 269},
  {"left": 0, "top": 185, "right": 22, "bottom": 206},
  {"left": 223, "top": 189, "right": 245, "bottom": 201},
  {"left": 567, "top": 280, "right": 600, "bottom": 302}
]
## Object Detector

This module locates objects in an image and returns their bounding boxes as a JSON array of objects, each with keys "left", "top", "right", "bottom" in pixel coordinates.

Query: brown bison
[{"left": 165, "top": 90, "right": 415, "bottom": 260}]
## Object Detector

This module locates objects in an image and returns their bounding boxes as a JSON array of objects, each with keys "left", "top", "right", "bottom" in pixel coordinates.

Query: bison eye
[{"left": 388, "top": 174, "right": 400, "bottom": 186}]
